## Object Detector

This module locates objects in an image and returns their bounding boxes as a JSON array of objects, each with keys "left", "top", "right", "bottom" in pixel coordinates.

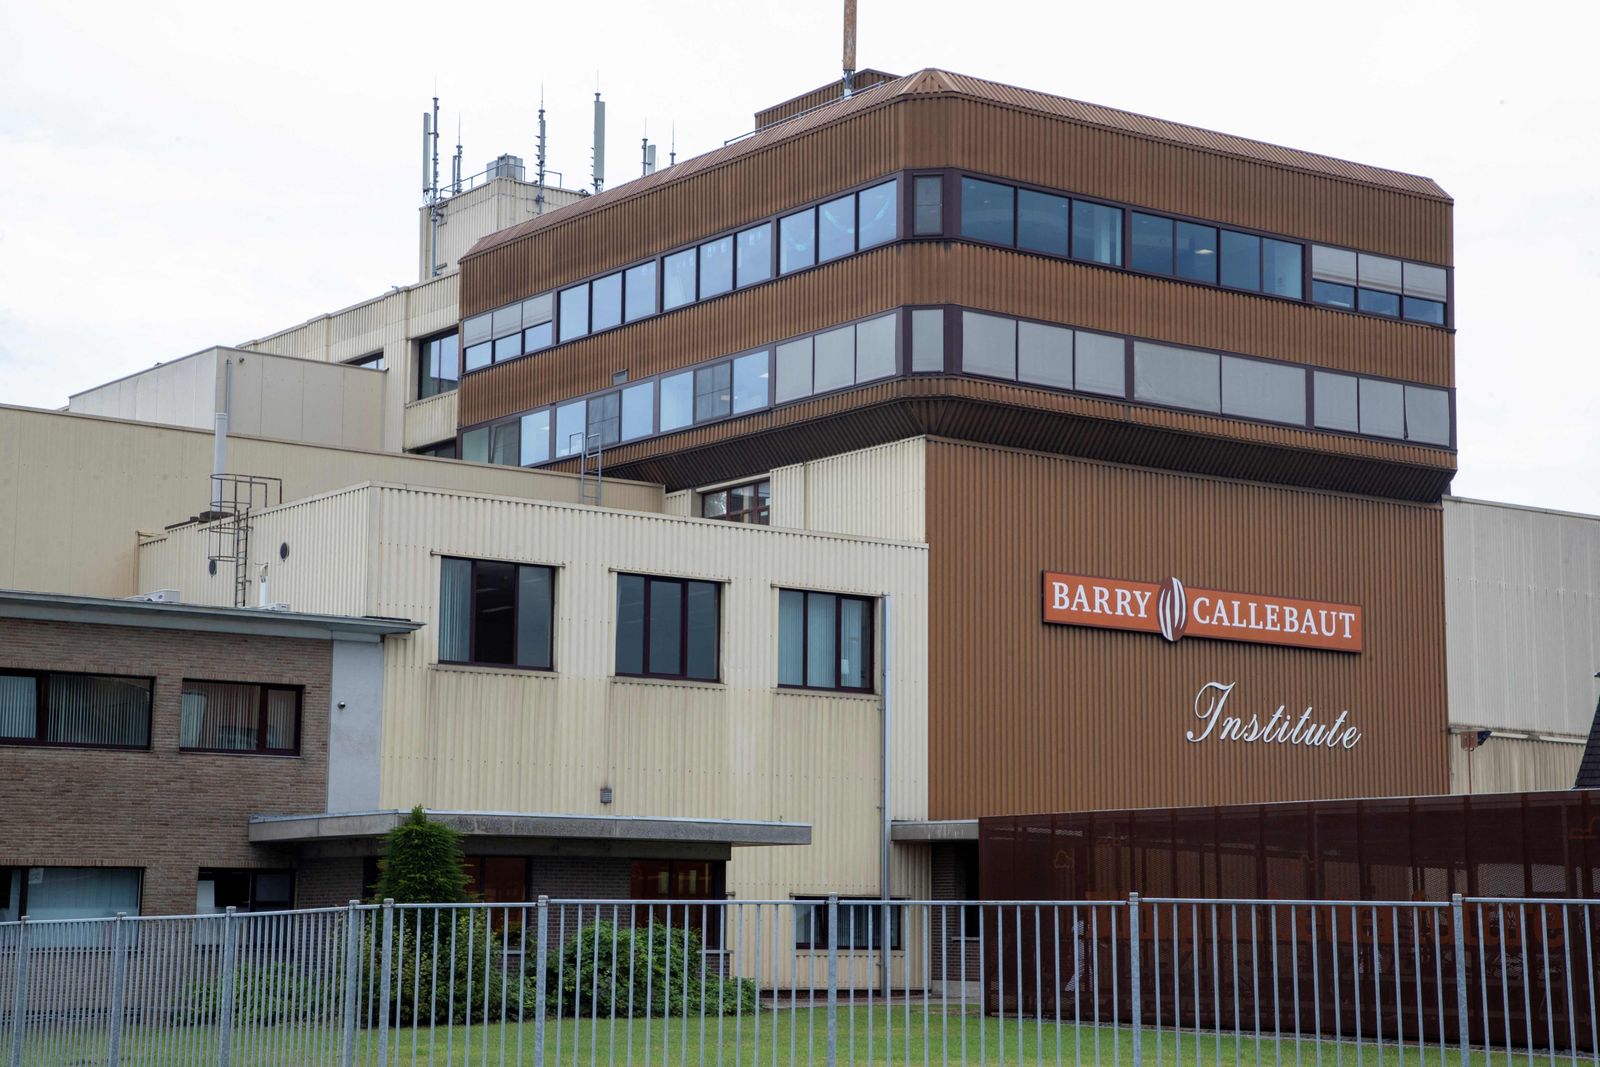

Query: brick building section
[{"left": 0, "top": 617, "right": 332, "bottom": 915}]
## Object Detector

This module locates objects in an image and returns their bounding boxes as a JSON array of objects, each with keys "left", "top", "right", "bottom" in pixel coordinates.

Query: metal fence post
[
  {"left": 1451, "top": 893, "right": 1469, "bottom": 1067},
  {"left": 107, "top": 912, "right": 129, "bottom": 1067},
  {"left": 377, "top": 899, "right": 395, "bottom": 1067},
  {"left": 1129, "top": 893, "right": 1142, "bottom": 1067},
  {"left": 533, "top": 896, "right": 549, "bottom": 1067},
  {"left": 216, "top": 906, "right": 238, "bottom": 1067},
  {"left": 8, "top": 916, "right": 29, "bottom": 1067},
  {"left": 826, "top": 895, "right": 839, "bottom": 1067},
  {"left": 340, "top": 900, "right": 361, "bottom": 1067}
]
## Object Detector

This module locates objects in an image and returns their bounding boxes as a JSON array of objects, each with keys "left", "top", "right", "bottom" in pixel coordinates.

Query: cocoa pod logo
[{"left": 1157, "top": 577, "right": 1188, "bottom": 643}]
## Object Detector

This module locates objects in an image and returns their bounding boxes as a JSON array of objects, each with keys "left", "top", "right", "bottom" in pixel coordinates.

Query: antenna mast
[
  {"left": 536, "top": 89, "right": 547, "bottom": 215},
  {"left": 592, "top": 90, "right": 607, "bottom": 194},
  {"left": 452, "top": 116, "right": 463, "bottom": 194},
  {"left": 842, "top": 0, "right": 857, "bottom": 96},
  {"left": 428, "top": 95, "right": 442, "bottom": 277},
  {"left": 669, "top": 123, "right": 676, "bottom": 167}
]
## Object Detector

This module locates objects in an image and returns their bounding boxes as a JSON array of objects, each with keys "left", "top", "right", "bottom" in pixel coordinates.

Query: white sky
[{"left": 2, "top": 0, "right": 1596, "bottom": 514}]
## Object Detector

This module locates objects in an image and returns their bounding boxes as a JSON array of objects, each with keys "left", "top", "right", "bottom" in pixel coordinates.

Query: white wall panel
[{"left": 768, "top": 438, "right": 926, "bottom": 541}]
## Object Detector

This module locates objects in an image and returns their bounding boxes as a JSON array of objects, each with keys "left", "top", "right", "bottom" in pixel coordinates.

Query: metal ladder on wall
[
  {"left": 206, "top": 474, "right": 283, "bottom": 607},
  {"left": 576, "top": 432, "right": 603, "bottom": 507}
]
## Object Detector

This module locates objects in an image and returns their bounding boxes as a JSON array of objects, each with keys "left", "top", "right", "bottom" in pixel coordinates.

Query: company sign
[{"left": 1042, "top": 572, "right": 1363, "bottom": 653}]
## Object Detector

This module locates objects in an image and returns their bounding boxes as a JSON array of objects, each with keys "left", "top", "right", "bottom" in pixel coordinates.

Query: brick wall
[{"left": 0, "top": 618, "right": 332, "bottom": 915}]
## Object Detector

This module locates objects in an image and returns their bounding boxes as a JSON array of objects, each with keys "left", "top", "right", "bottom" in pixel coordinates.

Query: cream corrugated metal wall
[
  {"left": 418, "top": 181, "right": 588, "bottom": 281},
  {"left": 401, "top": 391, "right": 459, "bottom": 451},
  {"left": 769, "top": 438, "right": 926, "bottom": 541},
  {"left": 1448, "top": 735, "right": 1586, "bottom": 794},
  {"left": 68, "top": 349, "right": 218, "bottom": 427},
  {"left": 1444, "top": 497, "right": 1600, "bottom": 737},
  {"left": 138, "top": 483, "right": 930, "bottom": 907}
]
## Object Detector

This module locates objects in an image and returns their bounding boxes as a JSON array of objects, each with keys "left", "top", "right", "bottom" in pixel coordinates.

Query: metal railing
[{"left": 0, "top": 896, "right": 1595, "bottom": 1066}]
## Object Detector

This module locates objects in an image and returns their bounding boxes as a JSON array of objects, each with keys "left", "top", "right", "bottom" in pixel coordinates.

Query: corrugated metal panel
[
  {"left": 1444, "top": 498, "right": 1600, "bottom": 735},
  {"left": 1449, "top": 735, "right": 1586, "bottom": 794},
  {"left": 402, "top": 391, "right": 459, "bottom": 451},
  {"left": 753, "top": 70, "right": 899, "bottom": 128},
  {"left": 767, "top": 438, "right": 927, "bottom": 541},
  {"left": 923, "top": 437, "right": 1449, "bottom": 818},
  {"left": 662, "top": 490, "right": 692, "bottom": 517},
  {"left": 68, "top": 349, "right": 218, "bottom": 429}
]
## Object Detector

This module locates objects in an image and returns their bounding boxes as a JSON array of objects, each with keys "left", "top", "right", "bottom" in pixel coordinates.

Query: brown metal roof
[{"left": 465, "top": 68, "right": 1450, "bottom": 261}]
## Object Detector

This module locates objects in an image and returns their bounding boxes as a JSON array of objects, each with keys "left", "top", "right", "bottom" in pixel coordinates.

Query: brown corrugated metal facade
[{"left": 454, "top": 69, "right": 1457, "bottom": 823}]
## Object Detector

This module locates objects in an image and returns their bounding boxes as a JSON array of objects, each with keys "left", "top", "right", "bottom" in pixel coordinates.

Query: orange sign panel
[{"left": 1042, "top": 571, "right": 1363, "bottom": 653}]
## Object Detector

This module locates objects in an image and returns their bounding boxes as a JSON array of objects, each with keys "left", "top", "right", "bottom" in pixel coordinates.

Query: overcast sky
[{"left": 2, "top": 0, "right": 1595, "bottom": 514}]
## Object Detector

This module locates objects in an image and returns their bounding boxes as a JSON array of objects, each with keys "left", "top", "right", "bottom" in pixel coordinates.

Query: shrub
[
  {"left": 547, "top": 920, "right": 760, "bottom": 1018},
  {"left": 362, "top": 908, "right": 538, "bottom": 1027},
  {"left": 371, "top": 806, "right": 470, "bottom": 905},
  {"left": 184, "top": 961, "right": 324, "bottom": 1026}
]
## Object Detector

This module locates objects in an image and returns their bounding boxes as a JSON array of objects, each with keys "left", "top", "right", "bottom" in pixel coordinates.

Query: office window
[
  {"left": 0, "top": 671, "right": 151, "bottom": 749},
  {"left": 961, "top": 311, "right": 1017, "bottom": 380},
  {"left": 1175, "top": 222, "right": 1218, "bottom": 283},
  {"left": 493, "top": 332, "right": 523, "bottom": 363},
  {"left": 523, "top": 321, "right": 553, "bottom": 353},
  {"left": 1311, "top": 245, "right": 1359, "bottom": 287},
  {"left": 1074, "top": 331, "right": 1126, "bottom": 397},
  {"left": 1221, "top": 356, "right": 1305, "bottom": 425},
  {"left": 346, "top": 351, "right": 386, "bottom": 371},
  {"left": 855, "top": 314, "right": 897, "bottom": 382},
  {"left": 1405, "top": 385, "right": 1451, "bottom": 445},
  {"left": 795, "top": 899, "right": 902, "bottom": 950},
  {"left": 1017, "top": 190, "right": 1070, "bottom": 257},
  {"left": 587, "top": 392, "right": 621, "bottom": 447},
  {"left": 464, "top": 342, "right": 492, "bottom": 373},
  {"left": 520, "top": 410, "right": 551, "bottom": 465},
  {"left": 1134, "top": 341, "right": 1221, "bottom": 413},
  {"left": 462, "top": 313, "right": 492, "bottom": 348},
  {"left": 1262, "top": 239, "right": 1303, "bottom": 299},
  {"left": 818, "top": 195, "right": 856, "bottom": 262},
  {"left": 731, "top": 351, "right": 769, "bottom": 413},
  {"left": 702, "top": 479, "right": 770, "bottom": 525},
  {"left": 857, "top": 180, "right": 897, "bottom": 249},
  {"left": 812, "top": 325, "right": 855, "bottom": 393},
  {"left": 489, "top": 419, "right": 520, "bottom": 466},
  {"left": 1358, "top": 288, "right": 1400, "bottom": 316},
  {"left": 911, "top": 308, "right": 944, "bottom": 372},
  {"left": 699, "top": 236, "right": 734, "bottom": 299},
  {"left": 197, "top": 869, "right": 293, "bottom": 914},
  {"left": 591, "top": 273, "right": 623, "bottom": 332},
  {"left": 694, "top": 362, "right": 733, "bottom": 422},
  {"left": 553, "top": 400, "right": 585, "bottom": 458},
  {"left": 775, "top": 338, "right": 813, "bottom": 403},
  {"left": 1017, "top": 321, "right": 1073, "bottom": 390},
  {"left": 1130, "top": 213, "right": 1173, "bottom": 275},
  {"left": 1311, "top": 281, "right": 1357, "bottom": 309},
  {"left": 615, "top": 574, "right": 720, "bottom": 681},
  {"left": 662, "top": 248, "right": 697, "bottom": 310},
  {"left": 1312, "top": 371, "right": 1360, "bottom": 433},
  {"left": 960, "top": 178, "right": 1014, "bottom": 245},
  {"left": 621, "top": 381, "right": 655, "bottom": 441},
  {"left": 460, "top": 426, "right": 489, "bottom": 463},
  {"left": 1403, "top": 297, "right": 1446, "bottom": 325},
  {"left": 1219, "top": 231, "right": 1261, "bottom": 291},
  {"left": 558, "top": 284, "right": 589, "bottom": 342},
  {"left": 1358, "top": 253, "right": 1403, "bottom": 293},
  {"left": 416, "top": 331, "right": 460, "bottom": 398},
  {"left": 410, "top": 439, "right": 457, "bottom": 460},
  {"left": 659, "top": 372, "right": 694, "bottom": 431},
  {"left": 912, "top": 175, "right": 943, "bottom": 236},
  {"left": 1071, "top": 201, "right": 1122, "bottom": 266},
  {"left": 624, "top": 262, "right": 658, "bottom": 322},
  {"left": 1358, "top": 378, "right": 1405, "bottom": 438},
  {"left": 736, "top": 223, "right": 773, "bottom": 287},
  {"left": 779, "top": 208, "right": 817, "bottom": 274},
  {"left": 439, "top": 557, "right": 555, "bottom": 670},
  {"left": 180, "top": 681, "right": 300, "bottom": 754},
  {"left": 778, "top": 589, "right": 873, "bottom": 691},
  {"left": 0, "top": 868, "right": 141, "bottom": 927}
]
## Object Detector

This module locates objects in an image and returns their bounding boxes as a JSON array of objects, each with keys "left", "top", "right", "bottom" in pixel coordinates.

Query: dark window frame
[
  {"left": 700, "top": 479, "right": 770, "bottom": 525},
  {"left": 439, "top": 557, "right": 558, "bottom": 672},
  {"left": 415, "top": 329, "right": 461, "bottom": 400},
  {"left": 615, "top": 573, "right": 722, "bottom": 683},
  {"left": 198, "top": 867, "right": 296, "bottom": 913},
  {"left": 0, "top": 669, "right": 154, "bottom": 751},
  {"left": 345, "top": 351, "right": 387, "bottom": 371},
  {"left": 778, "top": 588, "right": 876, "bottom": 693},
  {"left": 2, "top": 866, "right": 144, "bottom": 920},
  {"left": 178, "top": 679, "right": 303, "bottom": 756},
  {"left": 793, "top": 897, "right": 905, "bottom": 951}
]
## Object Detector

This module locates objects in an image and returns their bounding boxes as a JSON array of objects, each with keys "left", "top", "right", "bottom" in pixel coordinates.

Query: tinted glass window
[
  {"left": 813, "top": 326, "right": 855, "bottom": 393},
  {"left": 855, "top": 315, "right": 897, "bottom": 382},
  {"left": 805, "top": 593, "right": 837, "bottom": 689},
  {"left": 1017, "top": 190, "right": 1069, "bottom": 256},
  {"left": 911, "top": 308, "right": 944, "bottom": 372},
  {"left": 684, "top": 582, "right": 719, "bottom": 681},
  {"left": 779, "top": 209, "right": 817, "bottom": 273},
  {"left": 516, "top": 566, "right": 554, "bottom": 670},
  {"left": 1312, "top": 245, "right": 1359, "bottom": 286},
  {"left": 590, "top": 273, "right": 623, "bottom": 332},
  {"left": 1405, "top": 385, "right": 1451, "bottom": 445},
  {"left": 1403, "top": 296, "right": 1446, "bottom": 324},
  {"left": 775, "top": 338, "right": 813, "bottom": 403},
  {"left": 587, "top": 392, "right": 621, "bottom": 447},
  {"left": 1219, "top": 231, "right": 1261, "bottom": 290},
  {"left": 621, "top": 382, "right": 654, "bottom": 441},
  {"left": 520, "top": 410, "right": 550, "bottom": 465},
  {"left": 615, "top": 575, "right": 645, "bottom": 676},
  {"left": 736, "top": 224, "right": 773, "bottom": 287},
  {"left": 1358, "top": 378, "right": 1405, "bottom": 437},
  {"left": 913, "top": 175, "right": 943, "bottom": 236},
  {"left": 417, "top": 332, "right": 460, "bottom": 399},
  {"left": 461, "top": 426, "right": 489, "bottom": 463},
  {"left": 1312, "top": 371, "right": 1359, "bottom": 432},
  {"left": 464, "top": 342, "right": 492, "bottom": 372},
  {"left": 1174, "top": 222, "right": 1218, "bottom": 283},
  {"left": 662, "top": 249, "right": 697, "bottom": 310},
  {"left": 699, "top": 236, "right": 734, "bottom": 298},
  {"left": 1074, "top": 331, "right": 1125, "bottom": 397},
  {"left": 1071, "top": 201, "right": 1121, "bottom": 265},
  {"left": 732, "top": 351, "right": 769, "bottom": 413},
  {"left": 1358, "top": 253, "right": 1403, "bottom": 293},
  {"left": 493, "top": 334, "right": 522, "bottom": 362},
  {"left": 962, "top": 311, "right": 1017, "bottom": 380},
  {"left": 1134, "top": 341, "right": 1220, "bottom": 412},
  {"left": 553, "top": 401, "right": 585, "bottom": 457},
  {"left": 693, "top": 362, "right": 732, "bottom": 422},
  {"left": 1221, "top": 356, "right": 1305, "bottom": 425},
  {"left": 857, "top": 181, "right": 897, "bottom": 248},
  {"left": 558, "top": 285, "right": 588, "bottom": 341},
  {"left": 523, "top": 322, "right": 553, "bottom": 353},
  {"left": 624, "top": 262, "right": 657, "bottom": 321},
  {"left": 659, "top": 372, "right": 693, "bottom": 431},
  {"left": 489, "top": 419, "right": 520, "bottom": 466},
  {"left": 1311, "top": 281, "right": 1356, "bottom": 309},
  {"left": 960, "top": 178, "right": 1014, "bottom": 245},
  {"left": 818, "top": 195, "right": 856, "bottom": 262},
  {"left": 1129, "top": 213, "right": 1173, "bottom": 275},
  {"left": 472, "top": 561, "right": 516, "bottom": 665},
  {"left": 1358, "top": 288, "right": 1400, "bottom": 316},
  {"left": 647, "top": 580, "right": 682, "bottom": 675},
  {"left": 1262, "top": 239, "right": 1303, "bottom": 299},
  {"left": 1403, "top": 262, "right": 1448, "bottom": 301},
  {"left": 1017, "top": 322, "right": 1072, "bottom": 389}
]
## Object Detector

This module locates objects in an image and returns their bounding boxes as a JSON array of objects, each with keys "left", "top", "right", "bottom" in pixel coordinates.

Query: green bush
[
  {"left": 371, "top": 806, "right": 470, "bottom": 905},
  {"left": 548, "top": 920, "right": 760, "bottom": 1018},
  {"left": 362, "top": 908, "right": 538, "bottom": 1027},
  {"left": 184, "top": 961, "right": 324, "bottom": 1026}
]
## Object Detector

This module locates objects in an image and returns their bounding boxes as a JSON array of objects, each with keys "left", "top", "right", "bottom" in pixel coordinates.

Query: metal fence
[{"left": 0, "top": 896, "right": 1596, "bottom": 1066}]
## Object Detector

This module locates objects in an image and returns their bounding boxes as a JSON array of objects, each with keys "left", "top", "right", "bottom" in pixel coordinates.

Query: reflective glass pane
[
  {"left": 647, "top": 580, "right": 682, "bottom": 676},
  {"left": 732, "top": 351, "right": 769, "bottom": 413},
  {"left": 1134, "top": 341, "right": 1220, "bottom": 412},
  {"left": 472, "top": 560, "right": 516, "bottom": 665},
  {"left": 1405, "top": 385, "right": 1451, "bottom": 445},
  {"left": 520, "top": 409, "right": 551, "bottom": 465},
  {"left": 461, "top": 426, "right": 489, "bottom": 463},
  {"left": 1130, "top": 213, "right": 1173, "bottom": 275},
  {"left": 685, "top": 581, "right": 719, "bottom": 681},
  {"left": 911, "top": 309, "right": 944, "bottom": 372},
  {"left": 778, "top": 590, "right": 805, "bottom": 686},
  {"left": 615, "top": 575, "right": 645, "bottom": 675},
  {"left": 1312, "top": 371, "right": 1359, "bottom": 432},
  {"left": 659, "top": 372, "right": 693, "bottom": 431},
  {"left": 489, "top": 419, "right": 520, "bottom": 466},
  {"left": 492, "top": 306, "right": 521, "bottom": 339},
  {"left": 462, "top": 313, "right": 493, "bottom": 346},
  {"left": 693, "top": 362, "right": 732, "bottom": 422},
  {"left": 516, "top": 566, "right": 554, "bottom": 669},
  {"left": 855, "top": 314, "right": 897, "bottom": 382},
  {"left": 818, "top": 195, "right": 856, "bottom": 262},
  {"left": 1357, "top": 253, "right": 1403, "bottom": 293},
  {"left": 464, "top": 342, "right": 492, "bottom": 372},
  {"left": 775, "top": 338, "right": 813, "bottom": 403},
  {"left": 263, "top": 693, "right": 297, "bottom": 751},
  {"left": 553, "top": 401, "right": 585, "bottom": 457},
  {"left": 699, "top": 236, "right": 733, "bottom": 298},
  {"left": 1219, "top": 231, "right": 1261, "bottom": 290},
  {"left": 813, "top": 326, "right": 854, "bottom": 393},
  {"left": 494, "top": 334, "right": 522, "bottom": 362},
  {"left": 702, "top": 490, "right": 728, "bottom": 518},
  {"left": 1403, "top": 262, "right": 1448, "bottom": 301},
  {"left": 736, "top": 224, "right": 773, "bottom": 287},
  {"left": 1403, "top": 297, "right": 1446, "bottom": 324},
  {"left": 961, "top": 178, "right": 1014, "bottom": 245},
  {"left": 839, "top": 598, "right": 869, "bottom": 690},
  {"left": 624, "top": 262, "right": 657, "bottom": 321},
  {"left": 521, "top": 293, "right": 553, "bottom": 325},
  {"left": 1311, "top": 245, "right": 1358, "bottom": 285},
  {"left": 25, "top": 869, "right": 140, "bottom": 923},
  {"left": 558, "top": 285, "right": 588, "bottom": 341},
  {"left": 523, "top": 322, "right": 553, "bottom": 353},
  {"left": 1071, "top": 201, "right": 1122, "bottom": 265},
  {"left": 1074, "top": 331, "right": 1125, "bottom": 397},
  {"left": 961, "top": 311, "right": 1016, "bottom": 380},
  {"left": 1358, "top": 288, "right": 1400, "bottom": 316},
  {"left": 913, "top": 175, "right": 943, "bottom": 236},
  {"left": 1221, "top": 356, "right": 1305, "bottom": 425},
  {"left": 0, "top": 676, "right": 36, "bottom": 738},
  {"left": 662, "top": 249, "right": 697, "bottom": 310},
  {"left": 591, "top": 272, "right": 623, "bottom": 331},
  {"left": 621, "top": 382, "right": 654, "bottom": 440},
  {"left": 1175, "top": 222, "right": 1218, "bottom": 283},
  {"left": 1262, "top": 239, "right": 1303, "bottom": 299},
  {"left": 587, "top": 392, "right": 621, "bottom": 447},
  {"left": 181, "top": 681, "right": 255, "bottom": 749},
  {"left": 857, "top": 181, "right": 897, "bottom": 248},
  {"left": 1018, "top": 321, "right": 1073, "bottom": 389},
  {"left": 1311, "top": 281, "right": 1356, "bottom": 309},
  {"left": 1358, "top": 378, "right": 1405, "bottom": 438},
  {"left": 805, "top": 593, "right": 837, "bottom": 689},
  {"left": 1017, "top": 190, "right": 1069, "bottom": 256},
  {"left": 779, "top": 209, "right": 816, "bottom": 273}
]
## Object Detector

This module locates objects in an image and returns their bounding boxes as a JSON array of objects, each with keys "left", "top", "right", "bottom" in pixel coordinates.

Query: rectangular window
[
  {"left": 857, "top": 180, "right": 897, "bottom": 249},
  {"left": 1358, "top": 378, "right": 1405, "bottom": 438},
  {"left": 520, "top": 409, "right": 551, "bottom": 465},
  {"left": 1017, "top": 321, "right": 1073, "bottom": 390},
  {"left": 778, "top": 589, "right": 874, "bottom": 691},
  {"left": 624, "top": 262, "right": 658, "bottom": 322},
  {"left": 795, "top": 899, "right": 902, "bottom": 950},
  {"left": 1133, "top": 341, "right": 1221, "bottom": 413},
  {"left": 779, "top": 208, "right": 817, "bottom": 274},
  {"left": 491, "top": 306, "right": 521, "bottom": 340},
  {"left": 1403, "top": 297, "right": 1446, "bottom": 325},
  {"left": 462, "top": 313, "right": 493, "bottom": 347},
  {"left": 587, "top": 392, "right": 621, "bottom": 447},
  {"left": 180, "top": 681, "right": 300, "bottom": 754},
  {"left": 693, "top": 362, "right": 733, "bottom": 422},
  {"left": 439, "top": 557, "right": 555, "bottom": 670},
  {"left": 1357, "top": 288, "right": 1400, "bottom": 316},
  {"left": 818, "top": 194, "right": 856, "bottom": 262},
  {"left": 1403, "top": 262, "right": 1448, "bottom": 301},
  {"left": 1129, "top": 213, "right": 1173, "bottom": 275},
  {"left": 464, "top": 342, "right": 492, "bottom": 373},
  {"left": 1219, "top": 230, "right": 1261, "bottom": 291},
  {"left": 410, "top": 439, "right": 457, "bottom": 460},
  {"left": 0, "top": 867, "right": 142, "bottom": 927},
  {"left": 1312, "top": 371, "right": 1360, "bottom": 433},
  {"left": 1311, "top": 280, "right": 1357, "bottom": 309},
  {"left": 775, "top": 338, "right": 813, "bottom": 403},
  {"left": 1357, "top": 253, "right": 1403, "bottom": 293},
  {"left": 1070, "top": 201, "right": 1122, "bottom": 266},
  {"left": 699, "top": 236, "right": 734, "bottom": 299},
  {"left": 1174, "top": 222, "right": 1218, "bottom": 283},
  {"left": 615, "top": 574, "right": 720, "bottom": 682},
  {"left": 662, "top": 249, "right": 697, "bottom": 310},
  {"left": 346, "top": 351, "right": 386, "bottom": 371},
  {"left": 961, "top": 311, "right": 1017, "bottom": 380},
  {"left": 591, "top": 273, "right": 623, "bottom": 332},
  {"left": 855, "top": 314, "right": 897, "bottom": 382},
  {"left": 1073, "top": 331, "right": 1126, "bottom": 397},
  {"left": 553, "top": 400, "right": 585, "bottom": 457},
  {"left": 960, "top": 178, "right": 1014, "bottom": 245},
  {"left": 197, "top": 869, "right": 293, "bottom": 914},
  {"left": 493, "top": 334, "right": 523, "bottom": 362},
  {"left": 702, "top": 479, "right": 770, "bottom": 525},
  {"left": 1404, "top": 385, "right": 1451, "bottom": 445},
  {"left": 558, "top": 284, "right": 589, "bottom": 342},
  {"left": 0, "top": 671, "right": 152, "bottom": 749},
  {"left": 460, "top": 425, "right": 489, "bottom": 463},
  {"left": 489, "top": 419, "right": 520, "bottom": 466},
  {"left": 1262, "top": 239, "right": 1303, "bottom": 299},
  {"left": 621, "top": 381, "right": 655, "bottom": 441},
  {"left": 1311, "top": 245, "right": 1359, "bottom": 287},
  {"left": 1221, "top": 356, "right": 1306, "bottom": 425},
  {"left": 912, "top": 175, "right": 943, "bottom": 236},
  {"left": 812, "top": 325, "right": 855, "bottom": 393},
  {"left": 736, "top": 223, "right": 773, "bottom": 287},
  {"left": 731, "top": 351, "right": 769, "bottom": 413},
  {"left": 911, "top": 308, "right": 944, "bottom": 373},
  {"left": 416, "top": 330, "right": 460, "bottom": 399},
  {"left": 659, "top": 372, "right": 694, "bottom": 431},
  {"left": 1017, "top": 190, "right": 1070, "bottom": 257},
  {"left": 523, "top": 321, "right": 553, "bottom": 353}
]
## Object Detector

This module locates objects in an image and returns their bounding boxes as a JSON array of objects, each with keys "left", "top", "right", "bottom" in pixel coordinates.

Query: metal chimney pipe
[
  {"left": 212, "top": 357, "right": 232, "bottom": 511},
  {"left": 843, "top": 0, "right": 857, "bottom": 96}
]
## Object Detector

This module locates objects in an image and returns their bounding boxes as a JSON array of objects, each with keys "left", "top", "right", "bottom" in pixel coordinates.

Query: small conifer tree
[{"left": 371, "top": 806, "right": 470, "bottom": 904}]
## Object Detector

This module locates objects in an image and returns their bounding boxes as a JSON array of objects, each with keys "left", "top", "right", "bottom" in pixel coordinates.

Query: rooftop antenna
[
  {"left": 642, "top": 123, "right": 657, "bottom": 177},
  {"left": 536, "top": 87, "right": 547, "bottom": 214},
  {"left": 669, "top": 123, "right": 676, "bottom": 167},
  {"left": 842, "top": 0, "right": 857, "bottom": 97},
  {"left": 452, "top": 115, "right": 463, "bottom": 194},
  {"left": 427, "top": 94, "right": 442, "bottom": 277},
  {"left": 592, "top": 88, "right": 607, "bottom": 194}
]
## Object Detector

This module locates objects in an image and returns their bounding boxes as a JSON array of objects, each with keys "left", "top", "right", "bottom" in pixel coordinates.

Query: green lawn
[{"left": 13, "top": 1006, "right": 1545, "bottom": 1067}]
